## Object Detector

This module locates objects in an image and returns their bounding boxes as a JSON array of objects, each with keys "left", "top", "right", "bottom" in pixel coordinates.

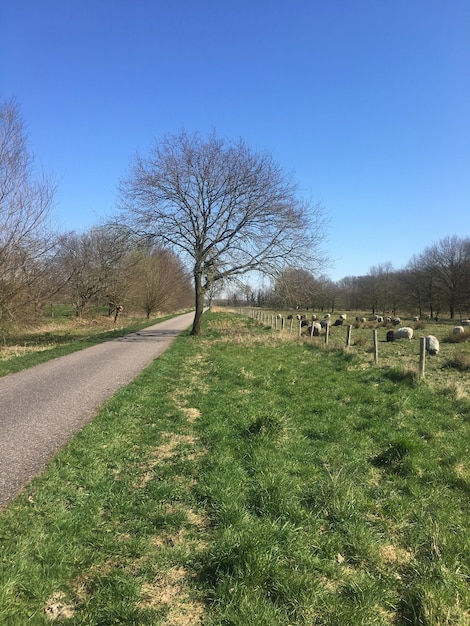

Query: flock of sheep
[{"left": 279, "top": 312, "right": 470, "bottom": 357}]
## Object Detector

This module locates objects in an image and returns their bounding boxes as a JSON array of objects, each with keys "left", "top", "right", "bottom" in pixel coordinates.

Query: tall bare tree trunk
[{"left": 191, "top": 271, "right": 205, "bottom": 335}]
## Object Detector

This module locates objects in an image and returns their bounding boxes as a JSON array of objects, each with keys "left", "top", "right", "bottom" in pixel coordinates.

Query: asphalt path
[{"left": 0, "top": 311, "right": 195, "bottom": 507}]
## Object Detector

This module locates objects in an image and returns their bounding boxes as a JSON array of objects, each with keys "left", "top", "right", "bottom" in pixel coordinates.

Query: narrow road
[{"left": 0, "top": 312, "right": 195, "bottom": 507}]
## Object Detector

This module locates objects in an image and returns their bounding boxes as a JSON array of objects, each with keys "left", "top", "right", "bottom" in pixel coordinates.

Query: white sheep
[
  {"left": 324, "top": 313, "right": 331, "bottom": 319},
  {"left": 453, "top": 326, "right": 465, "bottom": 335},
  {"left": 392, "top": 317, "right": 401, "bottom": 326},
  {"left": 310, "top": 322, "right": 321, "bottom": 336},
  {"left": 412, "top": 316, "right": 420, "bottom": 322},
  {"left": 394, "top": 327, "right": 413, "bottom": 340},
  {"left": 425, "top": 335, "right": 439, "bottom": 356},
  {"left": 461, "top": 320, "right": 470, "bottom": 326},
  {"left": 376, "top": 316, "right": 383, "bottom": 323},
  {"left": 339, "top": 314, "right": 347, "bottom": 320}
]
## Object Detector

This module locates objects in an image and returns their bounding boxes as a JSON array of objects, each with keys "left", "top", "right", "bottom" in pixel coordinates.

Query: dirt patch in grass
[{"left": 44, "top": 592, "right": 75, "bottom": 621}]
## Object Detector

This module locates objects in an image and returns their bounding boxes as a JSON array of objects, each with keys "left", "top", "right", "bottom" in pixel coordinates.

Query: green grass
[{"left": 0, "top": 312, "right": 469, "bottom": 624}]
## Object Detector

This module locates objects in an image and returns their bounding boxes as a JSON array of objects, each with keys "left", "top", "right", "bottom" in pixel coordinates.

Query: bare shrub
[
  {"left": 443, "top": 331, "right": 467, "bottom": 344},
  {"left": 444, "top": 350, "right": 470, "bottom": 371},
  {"left": 354, "top": 334, "right": 367, "bottom": 347}
]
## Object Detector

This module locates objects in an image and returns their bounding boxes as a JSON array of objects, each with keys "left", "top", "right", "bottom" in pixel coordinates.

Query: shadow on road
[{"left": 118, "top": 329, "right": 183, "bottom": 341}]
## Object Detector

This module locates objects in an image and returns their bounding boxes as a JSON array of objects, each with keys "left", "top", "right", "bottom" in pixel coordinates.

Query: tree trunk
[{"left": 191, "top": 271, "right": 205, "bottom": 335}]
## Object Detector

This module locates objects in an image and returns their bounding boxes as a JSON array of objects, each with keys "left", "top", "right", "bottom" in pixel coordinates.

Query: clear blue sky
[{"left": 2, "top": 0, "right": 469, "bottom": 282}]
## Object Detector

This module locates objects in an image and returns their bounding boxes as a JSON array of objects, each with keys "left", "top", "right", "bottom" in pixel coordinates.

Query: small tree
[{"left": 118, "top": 130, "right": 327, "bottom": 334}]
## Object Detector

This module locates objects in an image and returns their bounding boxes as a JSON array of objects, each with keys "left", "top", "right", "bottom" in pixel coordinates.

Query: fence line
[{"left": 236, "top": 308, "right": 431, "bottom": 376}]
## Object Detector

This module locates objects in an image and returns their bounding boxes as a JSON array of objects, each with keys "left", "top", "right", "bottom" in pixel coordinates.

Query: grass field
[{"left": 0, "top": 310, "right": 469, "bottom": 624}]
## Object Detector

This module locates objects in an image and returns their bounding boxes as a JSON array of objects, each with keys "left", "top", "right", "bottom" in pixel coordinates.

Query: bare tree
[
  {"left": 118, "top": 130, "right": 327, "bottom": 335},
  {"left": 271, "top": 267, "right": 319, "bottom": 309},
  {"left": 419, "top": 236, "right": 470, "bottom": 319},
  {"left": 56, "top": 227, "right": 131, "bottom": 317},
  {"left": 0, "top": 98, "right": 56, "bottom": 320},
  {"left": 129, "top": 246, "right": 193, "bottom": 318}
]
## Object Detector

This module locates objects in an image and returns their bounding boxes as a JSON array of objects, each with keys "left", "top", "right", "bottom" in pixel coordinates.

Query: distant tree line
[{"left": 223, "top": 235, "right": 470, "bottom": 320}]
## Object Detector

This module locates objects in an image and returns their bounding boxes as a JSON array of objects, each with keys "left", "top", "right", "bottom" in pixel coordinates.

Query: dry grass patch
[
  {"left": 172, "top": 392, "right": 203, "bottom": 421},
  {"left": 140, "top": 567, "right": 204, "bottom": 625},
  {"left": 0, "top": 343, "right": 56, "bottom": 359},
  {"left": 134, "top": 433, "right": 201, "bottom": 489},
  {"left": 379, "top": 544, "right": 413, "bottom": 566}
]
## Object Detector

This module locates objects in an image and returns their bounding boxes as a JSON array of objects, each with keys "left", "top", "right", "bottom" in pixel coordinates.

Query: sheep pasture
[{"left": 241, "top": 308, "right": 470, "bottom": 398}]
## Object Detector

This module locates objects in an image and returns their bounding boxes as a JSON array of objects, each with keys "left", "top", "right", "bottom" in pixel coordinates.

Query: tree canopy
[{"left": 118, "top": 130, "right": 327, "bottom": 334}]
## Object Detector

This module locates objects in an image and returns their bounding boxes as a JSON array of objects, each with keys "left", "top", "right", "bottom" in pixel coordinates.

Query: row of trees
[
  {"left": 0, "top": 99, "right": 193, "bottom": 323},
  {"left": 227, "top": 236, "right": 470, "bottom": 320}
]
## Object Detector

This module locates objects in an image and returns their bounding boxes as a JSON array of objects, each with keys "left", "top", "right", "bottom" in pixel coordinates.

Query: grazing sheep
[
  {"left": 425, "top": 335, "right": 439, "bottom": 356},
  {"left": 287, "top": 314, "right": 293, "bottom": 320},
  {"left": 412, "top": 316, "right": 420, "bottom": 322},
  {"left": 461, "top": 320, "right": 470, "bottom": 326},
  {"left": 324, "top": 313, "right": 331, "bottom": 319},
  {"left": 359, "top": 317, "right": 367, "bottom": 323},
  {"left": 310, "top": 322, "right": 321, "bottom": 336},
  {"left": 339, "top": 314, "right": 347, "bottom": 320},
  {"left": 320, "top": 319, "right": 331, "bottom": 329},
  {"left": 453, "top": 326, "right": 465, "bottom": 335},
  {"left": 392, "top": 317, "right": 401, "bottom": 326},
  {"left": 311, "top": 314, "right": 317, "bottom": 321},
  {"left": 386, "top": 330, "right": 395, "bottom": 342},
  {"left": 301, "top": 319, "right": 309, "bottom": 327},
  {"left": 333, "top": 318, "right": 344, "bottom": 326},
  {"left": 375, "top": 316, "right": 383, "bottom": 323},
  {"left": 394, "top": 327, "right": 413, "bottom": 340}
]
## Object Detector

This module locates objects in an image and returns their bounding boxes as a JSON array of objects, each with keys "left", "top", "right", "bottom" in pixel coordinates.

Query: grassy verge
[
  {"left": 0, "top": 313, "right": 181, "bottom": 377},
  {"left": 0, "top": 312, "right": 469, "bottom": 624}
]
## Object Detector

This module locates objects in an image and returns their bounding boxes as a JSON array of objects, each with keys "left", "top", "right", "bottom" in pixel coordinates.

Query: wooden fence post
[
  {"left": 325, "top": 323, "right": 329, "bottom": 345},
  {"left": 373, "top": 330, "right": 378, "bottom": 364},
  {"left": 346, "top": 325, "right": 352, "bottom": 349},
  {"left": 419, "top": 337, "right": 426, "bottom": 379}
]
